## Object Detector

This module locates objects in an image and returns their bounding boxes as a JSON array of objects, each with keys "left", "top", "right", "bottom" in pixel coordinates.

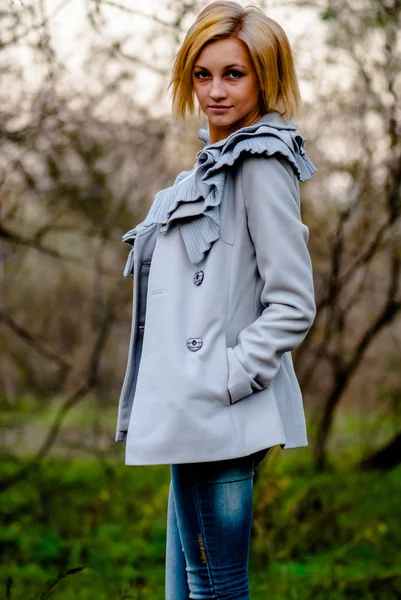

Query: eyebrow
[{"left": 193, "top": 63, "right": 247, "bottom": 70}]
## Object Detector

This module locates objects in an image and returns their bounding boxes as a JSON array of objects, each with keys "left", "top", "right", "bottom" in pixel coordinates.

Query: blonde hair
[{"left": 170, "top": 1, "right": 301, "bottom": 120}]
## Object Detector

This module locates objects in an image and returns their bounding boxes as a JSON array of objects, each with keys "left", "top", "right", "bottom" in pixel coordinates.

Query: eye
[
  {"left": 193, "top": 71, "right": 210, "bottom": 80},
  {"left": 227, "top": 70, "right": 244, "bottom": 79}
]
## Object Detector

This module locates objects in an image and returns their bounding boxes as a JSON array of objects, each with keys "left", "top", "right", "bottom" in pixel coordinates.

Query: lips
[{"left": 208, "top": 105, "right": 232, "bottom": 115}]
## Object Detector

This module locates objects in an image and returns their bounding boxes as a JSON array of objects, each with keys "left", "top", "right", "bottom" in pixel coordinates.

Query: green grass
[
  {"left": 1, "top": 448, "right": 401, "bottom": 599},
  {"left": 1, "top": 395, "right": 401, "bottom": 598}
]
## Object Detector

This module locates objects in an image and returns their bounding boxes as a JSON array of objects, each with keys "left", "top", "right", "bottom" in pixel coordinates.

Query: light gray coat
[{"left": 115, "top": 112, "right": 316, "bottom": 465}]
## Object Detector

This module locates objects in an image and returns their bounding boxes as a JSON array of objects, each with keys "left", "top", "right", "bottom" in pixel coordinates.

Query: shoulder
[
  {"left": 216, "top": 121, "right": 317, "bottom": 184},
  {"left": 238, "top": 154, "right": 299, "bottom": 198},
  {"left": 173, "top": 168, "right": 195, "bottom": 186}
]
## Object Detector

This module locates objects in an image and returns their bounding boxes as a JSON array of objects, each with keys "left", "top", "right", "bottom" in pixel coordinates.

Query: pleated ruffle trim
[{"left": 123, "top": 112, "right": 316, "bottom": 268}]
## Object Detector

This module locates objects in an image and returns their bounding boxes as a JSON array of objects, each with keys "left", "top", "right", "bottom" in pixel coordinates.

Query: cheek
[
  {"left": 193, "top": 82, "right": 206, "bottom": 103},
  {"left": 235, "top": 81, "right": 259, "bottom": 106},
  {"left": 247, "top": 79, "right": 260, "bottom": 106}
]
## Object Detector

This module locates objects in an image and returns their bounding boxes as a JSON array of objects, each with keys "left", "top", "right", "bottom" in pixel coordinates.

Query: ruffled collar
[{"left": 123, "top": 112, "right": 316, "bottom": 268}]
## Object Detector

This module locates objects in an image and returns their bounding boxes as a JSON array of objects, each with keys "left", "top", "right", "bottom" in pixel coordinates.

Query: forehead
[{"left": 195, "top": 37, "right": 252, "bottom": 68}]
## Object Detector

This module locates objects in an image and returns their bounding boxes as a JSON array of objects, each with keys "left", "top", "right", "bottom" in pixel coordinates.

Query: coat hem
[{"left": 122, "top": 439, "right": 303, "bottom": 466}]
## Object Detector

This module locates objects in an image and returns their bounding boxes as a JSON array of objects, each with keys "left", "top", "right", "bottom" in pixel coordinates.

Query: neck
[{"left": 208, "top": 107, "right": 262, "bottom": 144}]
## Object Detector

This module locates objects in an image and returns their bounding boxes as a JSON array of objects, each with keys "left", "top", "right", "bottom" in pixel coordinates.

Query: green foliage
[
  {"left": 1, "top": 453, "right": 401, "bottom": 599},
  {"left": 320, "top": 9, "right": 338, "bottom": 21},
  {"left": 1, "top": 458, "right": 169, "bottom": 598}
]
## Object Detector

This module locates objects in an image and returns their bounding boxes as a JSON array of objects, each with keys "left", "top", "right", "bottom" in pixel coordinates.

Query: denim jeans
[{"left": 165, "top": 448, "right": 269, "bottom": 600}]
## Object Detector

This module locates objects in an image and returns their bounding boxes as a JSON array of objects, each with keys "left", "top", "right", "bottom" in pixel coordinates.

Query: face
[{"left": 193, "top": 37, "right": 261, "bottom": 143}]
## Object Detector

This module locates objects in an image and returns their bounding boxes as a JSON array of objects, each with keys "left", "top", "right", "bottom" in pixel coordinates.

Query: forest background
[{"left": 1, "top": 0, "right": 400, "bottom": 598}]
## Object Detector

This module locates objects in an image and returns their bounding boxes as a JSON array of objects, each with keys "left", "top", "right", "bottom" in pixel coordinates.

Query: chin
[
  {"left": 209, "top": 114, "right": 238, "bottom": 126},
  {"left": 209, "top": 115, "right": 232, "bottom": 123}
]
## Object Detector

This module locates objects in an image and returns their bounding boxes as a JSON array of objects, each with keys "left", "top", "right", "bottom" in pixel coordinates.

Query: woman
[{"left": 116, "top": 2, "right": 317, "bottom": 598}]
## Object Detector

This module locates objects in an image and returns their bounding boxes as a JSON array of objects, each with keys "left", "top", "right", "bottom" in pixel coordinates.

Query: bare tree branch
[
  {"left": 0, "top": 311, "right": 72, "bottom": 371},
  {"left": 96, "top": 0, "right": 172, "bottom": 28},
  {"left": 0, "top": 285, "right": 120, "bottom": 493},
  {"left": 0, "top": 223, "right": 82, "bottom": 264},
  {"left": 314, "top": 243, "right": 401, "bottom": 469},
  {"left": 0, "top": 0, "right": 73, "bottom": 49},
  {"left": 86, "top": 8, "right": 168, "bottom": 75}
]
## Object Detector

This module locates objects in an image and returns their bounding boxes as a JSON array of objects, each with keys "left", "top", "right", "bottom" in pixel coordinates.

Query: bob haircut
[{"left": 170, "top": 1, "right": 301, "bottom": 120}]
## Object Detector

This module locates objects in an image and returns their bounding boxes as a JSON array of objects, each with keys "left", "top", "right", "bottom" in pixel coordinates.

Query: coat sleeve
[{"left": 226, "top": 154, "right": 316, "bottom": 404}]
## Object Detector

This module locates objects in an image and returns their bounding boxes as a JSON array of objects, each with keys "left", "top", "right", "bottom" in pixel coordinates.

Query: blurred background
[{"left": 0, "top": 0, "right": 400, "bottom": 598}]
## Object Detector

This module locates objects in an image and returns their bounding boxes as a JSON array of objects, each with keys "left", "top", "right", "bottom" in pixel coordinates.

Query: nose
[{"left": 209, "top": 77, "right": 228, "bottom": 102}]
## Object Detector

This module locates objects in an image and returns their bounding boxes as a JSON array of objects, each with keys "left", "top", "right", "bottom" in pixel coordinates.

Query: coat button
[
  {"left": 193, "top": 270, "right": 204, "bottom": 286},
  {"left": 187, "top": 338, "right": 203, "bottom": 352}
]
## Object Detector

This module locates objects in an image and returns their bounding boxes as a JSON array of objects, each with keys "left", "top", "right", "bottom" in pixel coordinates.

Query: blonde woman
[{"left": 116, "top": 2, "right": 317, "bottom": 598}]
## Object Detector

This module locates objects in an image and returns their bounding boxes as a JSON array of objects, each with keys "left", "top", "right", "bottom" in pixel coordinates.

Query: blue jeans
[{"left": 165, "top": 448, "right": 269, "bottom": 600}]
